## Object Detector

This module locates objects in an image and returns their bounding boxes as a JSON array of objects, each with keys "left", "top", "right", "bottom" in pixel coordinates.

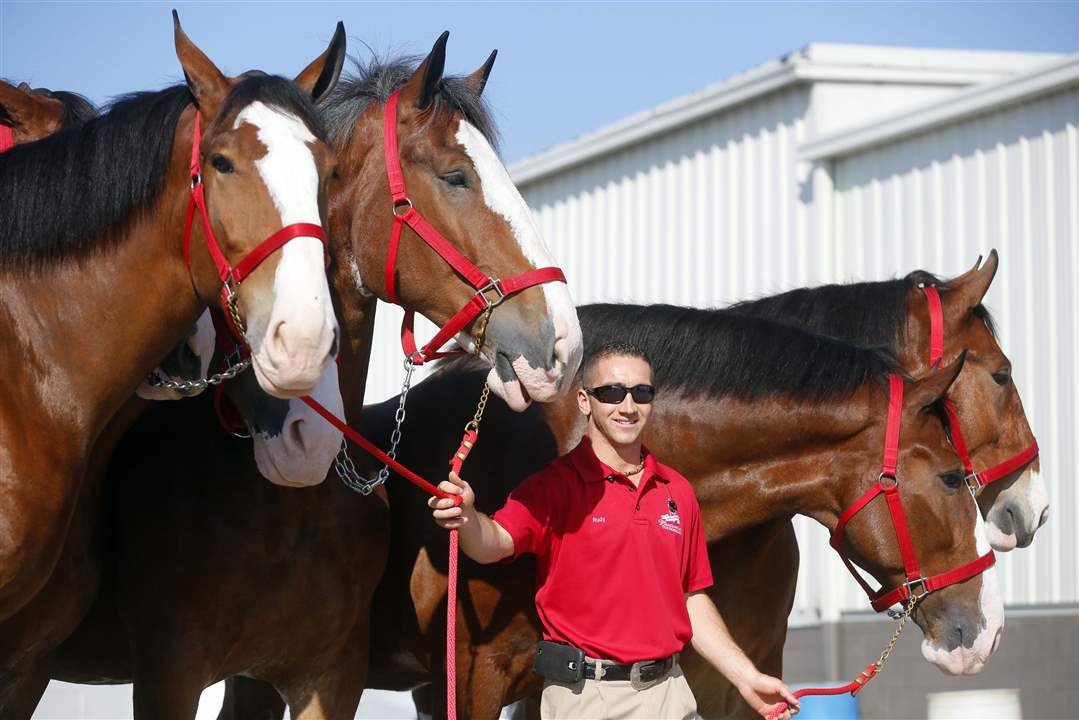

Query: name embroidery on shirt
[{"left": 592, "top": 516, "right": 606, "bottom": 524}]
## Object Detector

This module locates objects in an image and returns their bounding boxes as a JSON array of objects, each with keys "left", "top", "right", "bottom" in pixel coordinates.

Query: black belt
[{"left": 583, "top": 654, "right": 676, "bottom": 682}]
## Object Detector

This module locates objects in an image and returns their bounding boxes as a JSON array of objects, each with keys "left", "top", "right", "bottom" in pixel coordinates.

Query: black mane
[
  {"left": 0, "top": 74, "right": 322, "bottom": 270},
  {"left": 32, "top": 87, "right": 99, "bottom": 127},
  {"left": 579, "top": 304, "right": 901, "bottom": 401},
  {"left": 729, "top": 270, "right": 996, "bottom": 346},
  {"left": 320, "top": 55, "right": 499, "bottom": 150}
]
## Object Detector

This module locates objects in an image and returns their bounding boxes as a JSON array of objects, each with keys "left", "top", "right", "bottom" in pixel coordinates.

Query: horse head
[
  {"left": 326, "top": 32, "right": 583, "bottom": 411},
  {"left": 171, "top": 13, "right": 345, "bottom": 399}
]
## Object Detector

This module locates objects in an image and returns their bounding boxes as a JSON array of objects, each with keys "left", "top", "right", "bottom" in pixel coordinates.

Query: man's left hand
[{"left": 737, "top": 672, "right": 799, "bottom": 720}]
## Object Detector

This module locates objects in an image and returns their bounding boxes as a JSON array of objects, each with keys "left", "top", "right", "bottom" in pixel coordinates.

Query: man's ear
[{"left": 576, "top": 387, "right": 591, "bottom": 417}]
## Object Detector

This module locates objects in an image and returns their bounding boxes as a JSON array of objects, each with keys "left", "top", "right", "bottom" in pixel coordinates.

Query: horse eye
[
  {"left": 440, "top": 170, "right": 469, "bottom": 189},
  {"left": 211, "top": 154, "right": 234, "bottom": 174},
  {"left": 992, "top": 367, "right": 1011, "bottom": 386},
  {"left": 938, "top": 470, "right": 964, "bottom": 490}
]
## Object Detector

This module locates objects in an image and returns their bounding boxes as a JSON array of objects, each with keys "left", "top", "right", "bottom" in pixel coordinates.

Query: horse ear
[
  {"left": 464, "top": 50, "right": 498, "bottom": 96},
  {"left": 400, "top": 31, "right": 448, "bottom": 110},
  {"left": 906, "top": 351, "right": 967, "bottom": 411},
  {"left": 294, "top": 21, "right": 346, "bottom": 104},
  {"left": 172, "top": 10, "right": 230, "bottom": 120},
  {"left": 0, "top": 80, "right": 64, "bottom": 135},
  {"left": 946, "top": 249, "right": 998, "bottom": 319}
]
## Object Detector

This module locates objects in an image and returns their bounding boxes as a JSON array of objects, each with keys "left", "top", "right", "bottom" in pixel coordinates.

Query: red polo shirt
[{"left": 491, "top": 438, "right": 713, "bottom": 663}]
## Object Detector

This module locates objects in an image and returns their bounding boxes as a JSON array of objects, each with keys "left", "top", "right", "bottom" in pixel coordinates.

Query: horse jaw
[{"left": 136, "top": 310, "right": 215, "bottom": 400}]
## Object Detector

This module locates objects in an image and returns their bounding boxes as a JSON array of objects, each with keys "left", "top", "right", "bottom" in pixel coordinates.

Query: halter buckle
[
  {"left": 392, "top": 198, "right": 413, "bottom": 216},
  {"left": 477, "top": 279, "right": 507, "bottom": 310},
  {"left": 904, "top": 577, "right": 929, "bottom": 600},
  {"left": 878, "top": 472, "right": 897, "bottom": 488},
  {"left": 190, "top": 172, "right": 202, "bottom": 189}
]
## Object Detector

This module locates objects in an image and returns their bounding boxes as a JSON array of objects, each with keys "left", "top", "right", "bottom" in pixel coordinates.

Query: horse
[
  {"left": 0, "top": 12, "right": 347, "bottom": 632},
  {"left": 209, "top": 297, "right": 998, "bottom": 720},
  {"left": 372, "top": 255, "right": 1037, "bottom": 720},
  {"left": 0, "top": 80, "right": 96, "bottom": 146},
  {"left": 36, "top": 34, "right": 582, "bottom": 720}
]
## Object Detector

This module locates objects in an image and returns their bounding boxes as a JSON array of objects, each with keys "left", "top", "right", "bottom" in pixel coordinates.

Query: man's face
[{"left": 576, "top": 355, "right": 654, "bottom": 447}]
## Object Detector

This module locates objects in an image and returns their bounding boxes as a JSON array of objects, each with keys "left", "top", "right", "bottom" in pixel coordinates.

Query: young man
[{"left": 430, "top": 344, "right": 798, "bottom": 720}]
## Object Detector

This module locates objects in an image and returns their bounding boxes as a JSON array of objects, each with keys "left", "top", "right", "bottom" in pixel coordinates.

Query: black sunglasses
[{"left": 585, "top": 384, "right": 656, "bottom": 404}]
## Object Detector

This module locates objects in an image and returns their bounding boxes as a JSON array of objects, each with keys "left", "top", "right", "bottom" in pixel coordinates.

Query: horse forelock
[{"left": 319, "top": 55, "right": 500, "bottom": 152}]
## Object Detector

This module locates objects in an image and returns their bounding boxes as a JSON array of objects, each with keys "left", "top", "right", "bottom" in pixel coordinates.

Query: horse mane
[
  {"left": 729, "top": 270, "right": 997, "bottom": 344},
  {"left": 578, "top": 303, "right": 901, "bottom": 401},
  {"left": 31, "top": 87, "right": 99, "bottom": 127},
  {"left": 319, "top": 55, "right": 500, "bottom": 150},
  {"left": 0, "top": 75, "right": 321, "bottom": 270}
]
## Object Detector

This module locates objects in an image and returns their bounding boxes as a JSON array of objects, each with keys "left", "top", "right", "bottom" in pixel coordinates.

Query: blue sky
[{"left": 2, "top": 1, "right": 1077, "bottom": 163}]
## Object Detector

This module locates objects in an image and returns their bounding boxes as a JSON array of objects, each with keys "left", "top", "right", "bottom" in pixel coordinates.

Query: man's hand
[
  {"left": 428, "top": 471, "right": 475, "bottom": 529},
  {"left": 737, "top": 671, "right": 799, "bottom": 720}
]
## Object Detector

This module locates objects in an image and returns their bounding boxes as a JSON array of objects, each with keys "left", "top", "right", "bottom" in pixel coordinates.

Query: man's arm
[
  {"left": 429, "top": 471, "right": 515, "bottom": 564},
  {"left": 686, "top": 591, "right": 799, "bottom": 720}
]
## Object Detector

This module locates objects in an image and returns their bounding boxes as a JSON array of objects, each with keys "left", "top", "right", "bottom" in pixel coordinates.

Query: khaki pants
[{"left": 540, "top": 662, "right": 699, "bottom": 720}]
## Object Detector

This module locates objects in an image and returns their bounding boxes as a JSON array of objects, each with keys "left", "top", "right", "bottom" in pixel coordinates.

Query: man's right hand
[{"left": 428, "top": 471, "right": 475, "bottom": 529}]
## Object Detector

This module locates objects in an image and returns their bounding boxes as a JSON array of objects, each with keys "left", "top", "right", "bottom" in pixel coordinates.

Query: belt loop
[{"left": 593, "top": 659, "right": 605, "bottom": 681}]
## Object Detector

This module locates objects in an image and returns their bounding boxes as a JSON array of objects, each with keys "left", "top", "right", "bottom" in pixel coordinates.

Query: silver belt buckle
[{"left": 630, "top": 660, "right": 658, "bottom": 691}]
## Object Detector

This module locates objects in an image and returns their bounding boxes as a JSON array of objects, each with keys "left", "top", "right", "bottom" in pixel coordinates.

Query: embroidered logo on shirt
[
  {"left": 592, "top": 516, "right": 606, "bottom": 524},
  {"left": 658, "top": 511, "right": 682, "bottom": 535}
]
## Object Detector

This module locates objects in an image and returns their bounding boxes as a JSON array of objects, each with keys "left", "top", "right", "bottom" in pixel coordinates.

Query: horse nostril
[
  {"left": 1038, "top": 506, "right": 1049, "bottom": 529},
  {"left": 330, "top": 328, "right": 339, "bottom": 358}
]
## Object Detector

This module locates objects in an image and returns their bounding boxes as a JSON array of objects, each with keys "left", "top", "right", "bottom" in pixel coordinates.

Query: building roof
[
  {"left": 799, "top": 52, "right": 1079, "bottom": 160},
  {"left": 509, "top": 43, "right": 1062, "bottom": 185}
]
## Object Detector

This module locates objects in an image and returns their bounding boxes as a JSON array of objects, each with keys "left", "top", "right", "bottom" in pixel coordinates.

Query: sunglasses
[{"left": 585, "top": 384, "right": 656, "bottom": 404}]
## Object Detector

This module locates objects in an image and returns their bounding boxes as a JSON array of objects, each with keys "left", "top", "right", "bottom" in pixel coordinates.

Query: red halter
[
  {"left": 0, "top": 125, "right": 13, "bottom": 153},
  {"left": 922, "top": 286, "right": 1040, "bottom": 494},
  {"left": 830, "top": 374, "right": 996, "bottom": 613},
  {"left": 182, "top": 111, "right": 328, "bottom": 343},
  {"left": 381, "top": 90, "right": 566, "bottom": 364}
]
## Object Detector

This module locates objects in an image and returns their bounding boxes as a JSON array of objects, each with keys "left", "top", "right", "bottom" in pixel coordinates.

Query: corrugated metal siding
[{"left": 830, "top": 84, "right": 1079, "bottom": 614}]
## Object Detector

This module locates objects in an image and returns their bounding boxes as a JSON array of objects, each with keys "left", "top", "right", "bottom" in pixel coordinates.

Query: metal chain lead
[
  {"left": 144, "top": 356, "right": 251, "bottom": 393},
  {"left": 876, "top": 597, "right": 918, "bottom": 673},
  {"left": 464, "top": 383, "right": 491, "bottom": 433}
]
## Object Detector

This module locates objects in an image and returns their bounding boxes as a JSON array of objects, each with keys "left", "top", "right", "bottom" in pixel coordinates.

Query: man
[{"left": 430, "top": 343, "right": 799, "bottom": 720}]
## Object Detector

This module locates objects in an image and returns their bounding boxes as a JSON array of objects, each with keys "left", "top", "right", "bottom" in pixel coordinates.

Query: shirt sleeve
[
  {"left": 682, "top": 492, "right": 714, "bottom": 593},
  {"left": 491, "top": 468, "right": 555, "bottom": 559}
]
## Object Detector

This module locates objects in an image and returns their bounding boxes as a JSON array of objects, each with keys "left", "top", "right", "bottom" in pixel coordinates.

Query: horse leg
[
  {"left": 131, "top": 652, "right": 207, "bottom": 720},
  {"left": 216, "top": 676, "right": 285, "bottom": 720},
  {"left": 281, "top": 640, "right": 368, "bottom": 720},
  {"left": 0, "top": 664, "right": 50, "bottom": 720},
  {"left": 413, "top": 685, "right": 435, "bottom": 720}
]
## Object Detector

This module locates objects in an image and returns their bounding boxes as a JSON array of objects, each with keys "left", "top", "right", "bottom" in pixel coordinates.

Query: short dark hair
[{"left": 581, "top": 342, "right": 652, "bottom": 386}]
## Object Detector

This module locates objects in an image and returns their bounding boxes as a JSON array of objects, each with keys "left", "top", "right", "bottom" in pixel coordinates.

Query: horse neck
[
  {"left": 0, "top": 134, "right": 204, "bottom": 447},
  {"left": 645, "top": 389, "right": 877, "bottom": 541}
]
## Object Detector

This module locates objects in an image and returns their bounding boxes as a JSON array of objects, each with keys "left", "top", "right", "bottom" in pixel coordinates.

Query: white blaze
[
  {"left": 235, "top": 102, "right": 336, "bottom": 396},
  {"left": 455, "top": 120, "right": 583, "bottom": 402}
]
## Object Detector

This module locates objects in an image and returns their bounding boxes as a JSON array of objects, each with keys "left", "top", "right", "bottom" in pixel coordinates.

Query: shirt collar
[{"left": 568, "top": 436, "right": 667, "bottom": 484}]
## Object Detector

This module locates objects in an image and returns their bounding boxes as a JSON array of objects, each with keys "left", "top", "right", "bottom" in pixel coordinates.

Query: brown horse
[
  {"left": 380, "top": 256, "right": 1036, "bottom": 720},
  {"left": 37, "top": 35, "right": 581, "bottom": 720},
  {"left": 0, "top": 80, "right": 96, "bottom": 145},
  {"left": 212, "top": 299, "right": 997, "bottom": 720},
  {"left": 0, "top": 12, "right": 346, "bottom": 631}
]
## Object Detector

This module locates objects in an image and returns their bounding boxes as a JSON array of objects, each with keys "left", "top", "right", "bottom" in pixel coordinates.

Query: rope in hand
[{"left": 765, "top": 598, "right": 918, "bottom": 720}]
